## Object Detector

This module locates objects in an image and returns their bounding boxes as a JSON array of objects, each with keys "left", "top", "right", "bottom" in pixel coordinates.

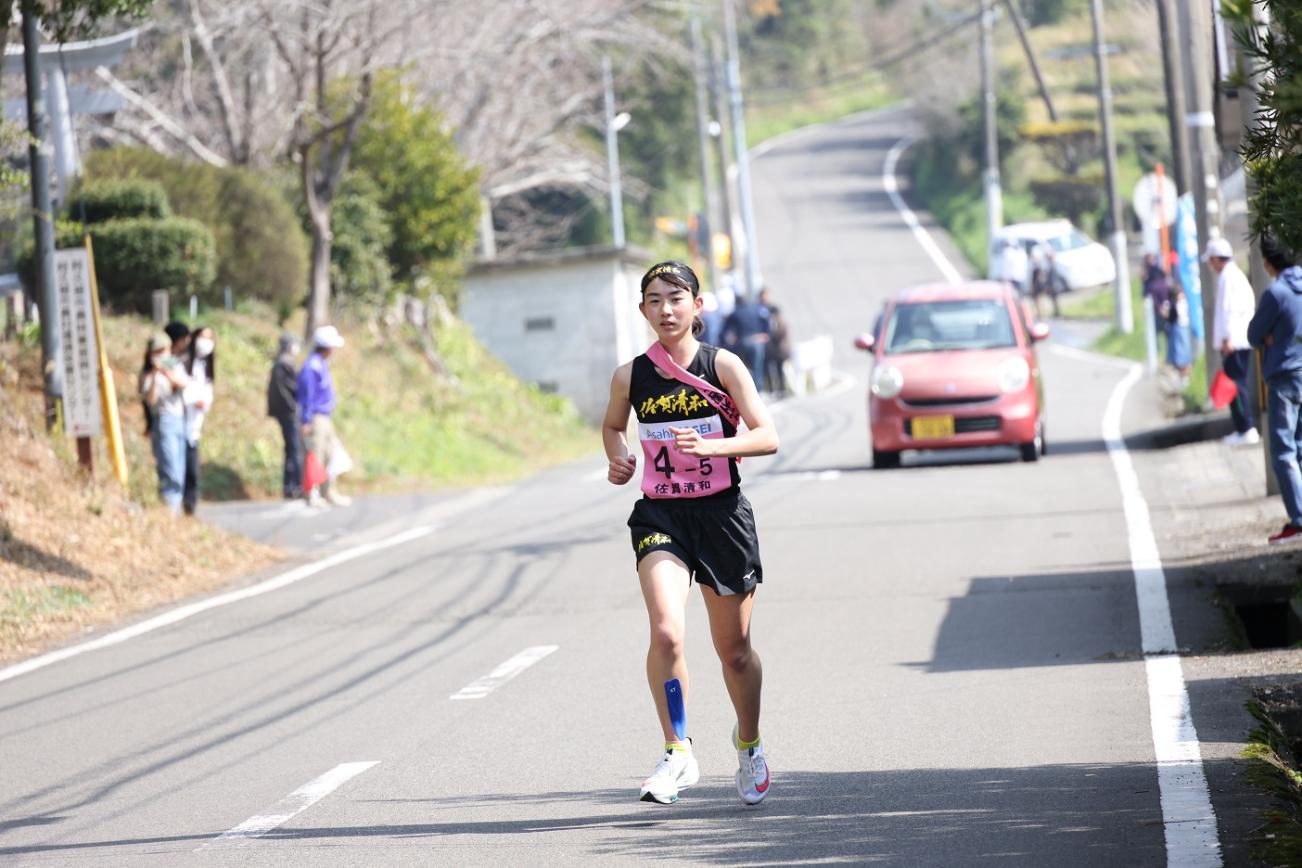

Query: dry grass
[{"left": 0, "top": 341, "right": 281, "bottom": 664}]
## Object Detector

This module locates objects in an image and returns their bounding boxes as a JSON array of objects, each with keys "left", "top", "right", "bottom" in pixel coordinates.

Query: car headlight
[
  {"left": 998, "top": 357, "right": 1031, "bottom": 394},
  {"left": 871, "top": 364, "right": 904, "bottom": 399}
]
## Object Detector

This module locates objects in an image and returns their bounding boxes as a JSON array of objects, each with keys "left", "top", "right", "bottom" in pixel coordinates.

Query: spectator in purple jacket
[{"left": 297, "top": 325, "right": 351, "bottom": 507}]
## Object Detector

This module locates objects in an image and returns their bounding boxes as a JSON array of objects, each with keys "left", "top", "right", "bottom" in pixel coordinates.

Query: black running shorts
[{"left": 627, "top": 491, "right": 762, "bottom": 596}]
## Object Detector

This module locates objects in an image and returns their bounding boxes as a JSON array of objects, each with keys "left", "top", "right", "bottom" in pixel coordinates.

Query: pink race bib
[{"left": 639, "top": 415, "right": 733, "bottom": 499}]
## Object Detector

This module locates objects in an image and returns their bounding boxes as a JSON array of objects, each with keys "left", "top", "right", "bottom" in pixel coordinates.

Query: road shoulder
[{"left": 1128, "top": 396, "right": 1298, "bottom": 867}]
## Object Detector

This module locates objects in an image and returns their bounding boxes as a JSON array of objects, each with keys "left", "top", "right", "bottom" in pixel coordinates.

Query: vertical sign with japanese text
[{"left": 54, "top": 248, "right": 102, "bottom": 437}]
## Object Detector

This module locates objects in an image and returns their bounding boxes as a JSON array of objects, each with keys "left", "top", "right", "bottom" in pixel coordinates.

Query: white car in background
[{"left": 988, "top": 220, "right": 1116, "bottom": 291}]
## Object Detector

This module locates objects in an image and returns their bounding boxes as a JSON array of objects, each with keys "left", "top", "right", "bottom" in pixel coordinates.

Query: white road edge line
[
  {"left": 1103, "top": 365, "right": 1222, "bottom": 866},
  {"left": 882, "top": 138, "right": 1222, "bottom": 865},
  {"left": 450, "top": 645, "right": 558, "bottom": 700},
  {"left": 0, "top": 524, "right": 439, "bottom": 686},
  {"left": 882, "top": 138, "right": 963, "bottom": 286},
  {"left": 198, "top": 761, "right": 378, "bottom": 850}
]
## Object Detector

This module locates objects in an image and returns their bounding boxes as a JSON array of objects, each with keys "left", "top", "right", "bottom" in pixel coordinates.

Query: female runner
[{"left": 602, "top": 261, "right": 779, "bottom": 805}]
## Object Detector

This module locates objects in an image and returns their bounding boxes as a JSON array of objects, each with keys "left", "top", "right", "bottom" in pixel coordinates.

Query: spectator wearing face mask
[
  {"left": 181, "top": 325, "right": 217, "bottom": 515},
  {"left": 139, "top": 331, "right": 190, "bottom": 513}
]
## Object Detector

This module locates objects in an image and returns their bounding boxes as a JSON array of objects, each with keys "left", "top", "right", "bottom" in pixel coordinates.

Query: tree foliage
[
  {"left": 325, "top": 172, "right": 392, "bottom": 307},
  {"left": 1231, "top": 0, "right": 1302, "bottom": 256},
  {"left": 349, "top": 71, "right": 480, "bottom": 289},
  {"left": 66, "top": 179, "right": 170, "bottom": 223},
  {"left": 0, "top": 0, "right": 154, "bottom": 44},
  {"left": 84, "top": 148, "right": 308, "bottom": 309}
]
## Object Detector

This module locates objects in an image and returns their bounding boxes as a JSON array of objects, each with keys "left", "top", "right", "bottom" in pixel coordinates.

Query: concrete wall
[{"left": 462, "top": 255, "right": 650, "bottom": 423}]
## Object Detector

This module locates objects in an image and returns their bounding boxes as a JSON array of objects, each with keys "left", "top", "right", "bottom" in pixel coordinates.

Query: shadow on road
[{"left": 0, "top": 763, "right": 1206, "bottom": 865}]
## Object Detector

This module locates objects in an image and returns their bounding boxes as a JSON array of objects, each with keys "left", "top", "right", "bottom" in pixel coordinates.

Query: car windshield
[
  {"left": 885, "top": 299, "right": 1017, "bottom": 353},
  {"left": 1047, "top": 228, "right": 1090, "bottom": 253}
]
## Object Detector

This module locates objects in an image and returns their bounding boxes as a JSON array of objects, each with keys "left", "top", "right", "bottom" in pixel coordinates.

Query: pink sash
[
  {"left": 644, "top": 343, "right": 742, "bottom": 429},
  {"left": 637, "top": 343, "right": 741, "bottom": 500}
]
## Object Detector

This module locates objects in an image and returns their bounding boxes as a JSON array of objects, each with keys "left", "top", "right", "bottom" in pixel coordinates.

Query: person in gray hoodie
[{"left": 1247, "top": 233, "right": 1302, "bottom": 543}]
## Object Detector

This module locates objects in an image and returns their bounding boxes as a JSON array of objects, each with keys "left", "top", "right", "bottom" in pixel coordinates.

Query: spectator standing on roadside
[
  {"left": 138, "top": 331, "right": 189, "bottom": 513},
  {"left": 180, "top": 325, "right": 218, "bottom": 515},
  {"left": 997, "top": 239, "right": 1030, "bottom": 295},
  {"left": 758, "top": 288, "right": 791, "bottom": 396},
  {"left": 1247, "top": 234, "right": 1302, "bottom": 544},
  {"left": 1206, "top": 238, "right": 1260, "bottom": 446},
  {"left": 700, "top": 291, "right": 724, "bottom": 347},
  {"left": 1167, "top": 281, "right": 1193, "bottom": 383},
  {"left": 723, "top": 293, "right": 770, "bottom": 390},
  {"left": 1029, "top": 242, "right": 1061, "bottom": 318},
  {"left": 1142, "top": 253, "right": 1172, "bottom": 356},
  {"left": 267, "top": 332, "right": 303, "bottom": 499},
  {"left": 297, "top": 325, "right": 351, "bottom": 507}
]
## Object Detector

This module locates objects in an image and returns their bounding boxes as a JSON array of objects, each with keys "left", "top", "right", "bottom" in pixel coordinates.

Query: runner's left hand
[{"left": 669, "top": 426, "right": 716, "bottom": 457}]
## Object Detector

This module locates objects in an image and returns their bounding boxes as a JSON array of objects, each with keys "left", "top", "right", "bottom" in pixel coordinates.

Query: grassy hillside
[
  {"left": 0, "top": 300, "right": 596, "bottom": 661},
  {"left": 911, "top": 4, "right": 1169, "bottom": 275},
  {"left": 93, "top": 303, "right": 594, "bottom": 504},
  {"left": 0, "top": 342, "right": 280, "bottom": 662}
]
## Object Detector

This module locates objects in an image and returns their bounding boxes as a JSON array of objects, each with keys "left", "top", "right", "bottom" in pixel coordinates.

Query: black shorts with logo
[{"left": 627, "top": 491, "right": 762, "bottom": 596}]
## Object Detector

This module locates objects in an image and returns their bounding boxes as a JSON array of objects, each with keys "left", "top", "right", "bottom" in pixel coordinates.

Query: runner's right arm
[{"left": 603, "top": 362, "right": 637, "bottom": 485}]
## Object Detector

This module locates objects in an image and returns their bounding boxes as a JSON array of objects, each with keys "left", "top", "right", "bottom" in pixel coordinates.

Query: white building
[{"left": 461, "top": 245, "right": 655, "bottom": 424}]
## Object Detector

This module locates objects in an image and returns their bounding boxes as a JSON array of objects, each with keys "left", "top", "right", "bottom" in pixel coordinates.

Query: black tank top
[{"left": 629, "top": 344, "right": 741, "bottom": 500}]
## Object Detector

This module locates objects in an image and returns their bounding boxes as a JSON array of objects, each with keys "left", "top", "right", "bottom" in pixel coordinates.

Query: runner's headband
[{"left": 641, "top": 261, "right": 699, "bottom": 295}]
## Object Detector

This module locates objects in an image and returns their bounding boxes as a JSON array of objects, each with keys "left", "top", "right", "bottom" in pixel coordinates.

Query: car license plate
[{"left": 911, "top": 415, "right": 955, "bottom": 440}]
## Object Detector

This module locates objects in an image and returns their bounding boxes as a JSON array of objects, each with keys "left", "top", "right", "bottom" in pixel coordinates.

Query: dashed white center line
[
  {"left": 199, "top": 761, "right": 378, "bottom": 850},
  {"left": 450, "top": 645, "right": 558, "bottom": 700}
]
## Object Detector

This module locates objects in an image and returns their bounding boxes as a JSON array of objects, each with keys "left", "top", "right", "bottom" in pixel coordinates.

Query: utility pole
[
  {"left": 1155, "top": 0, "right": 1191, "bottom": 196},
  {"left": 708, "top": 34, "right": 736, "bottom": 274},
  {"left": 689, "top": 10, "right": 723, "bottom": 295},
  {"left": 601, "top": 55, "right": 626, "bottom": 249},
  {"left": 979, "top": 0, "right": 1003, "bottom": 252},
  {"left": 1089, "top": 0, "right": 1132, "bottom": 335},
  {"left": 1176, "top": 0, "right": 1225, "bottom": 376},
  {"left": 1001, "top": 0, "right": 1057, "bottom": 122},
  {"left": 721, "top": 0, "right": 761, "bottom": 297},
  {"left": 21, "top": 6, "right": 61, "bottom": 430}
]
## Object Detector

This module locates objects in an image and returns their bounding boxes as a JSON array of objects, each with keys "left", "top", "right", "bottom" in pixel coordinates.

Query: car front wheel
[
  {"left": 1020, "top": 422, "right": 1044, "bottom": 463},
  {"left": 873, "top": 449, "right": 900, "bottom": 470}
]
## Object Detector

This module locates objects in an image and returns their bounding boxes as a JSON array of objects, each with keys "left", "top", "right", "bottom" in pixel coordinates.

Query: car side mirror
[
  {"left": 1029, "top": 322, "right": 1051, "bottom": 343},
  {"left": 853, "top": 333, "right": 875, "bottom": 352}
]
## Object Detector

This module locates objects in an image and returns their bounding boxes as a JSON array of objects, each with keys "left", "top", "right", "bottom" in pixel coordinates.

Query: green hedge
[
  {"left": 83, "top": 149, "right": 308, "bottom": 309},
  {"left": 20, "top": 218, "right": 217, "bottom": 311},
  {"left": 89, "top": 217, "right": 216, "bottom": 308},
  {"left": 66, "top": 179, "right": 170, "bottom": 224}
]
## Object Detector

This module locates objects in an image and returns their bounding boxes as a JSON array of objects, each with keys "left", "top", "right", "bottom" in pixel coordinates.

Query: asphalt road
[{"left": 0, "top": 106, "right": 1241, "bottom": 866}]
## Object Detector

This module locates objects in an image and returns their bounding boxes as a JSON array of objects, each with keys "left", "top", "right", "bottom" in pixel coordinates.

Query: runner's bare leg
[
  {"left": 639, "top": 551, "right": 693, "bottom": 742},
  {"left": 701, "top": 585, "right": 761, "bottom": 743}
]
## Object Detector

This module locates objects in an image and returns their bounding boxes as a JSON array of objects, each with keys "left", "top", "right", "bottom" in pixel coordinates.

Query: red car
[{"left": 854, "top": 280, "right": 1048, "bottom": 468}]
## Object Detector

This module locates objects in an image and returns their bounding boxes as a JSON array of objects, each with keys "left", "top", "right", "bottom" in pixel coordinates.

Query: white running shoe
[
  {"left": 639, "top": 740, "right": 699, "bottom": 804},
  {"left": 733, "top": 725, "right": 771, "bottom": 805},
  {"left": 1240, "top": 428, "right": 1261, "bottom": 446}
]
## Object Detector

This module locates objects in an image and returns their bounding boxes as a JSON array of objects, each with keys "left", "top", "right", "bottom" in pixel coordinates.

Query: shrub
[
  {"left": 66, "top": 179, "right": 170, "bottom": 224},
  {"left": 18, "top": 217, "right": 217, "bottom": 310},
  {"left": 82, "top": 149, "right": 308, "bottom": 309},
  {"left": 349, "top": 71, "right": 480, "bottom": 289},
  {"left": 328, "top": 172, "right": 393, "bottom": 307},
  {"left": 90, "top": 217, "right": 217, "bottom": 309},
  {"left": 1029, "top": 174, "right": 1105, "bottom": 228}
]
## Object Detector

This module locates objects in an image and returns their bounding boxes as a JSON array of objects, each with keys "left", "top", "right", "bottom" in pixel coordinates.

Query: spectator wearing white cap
[
  {"left": 1206, "top": 237, "right": 1260, "bottom": 445},
  {"left": 296, "top": 325, "right": 351, "bottom": 507}
]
